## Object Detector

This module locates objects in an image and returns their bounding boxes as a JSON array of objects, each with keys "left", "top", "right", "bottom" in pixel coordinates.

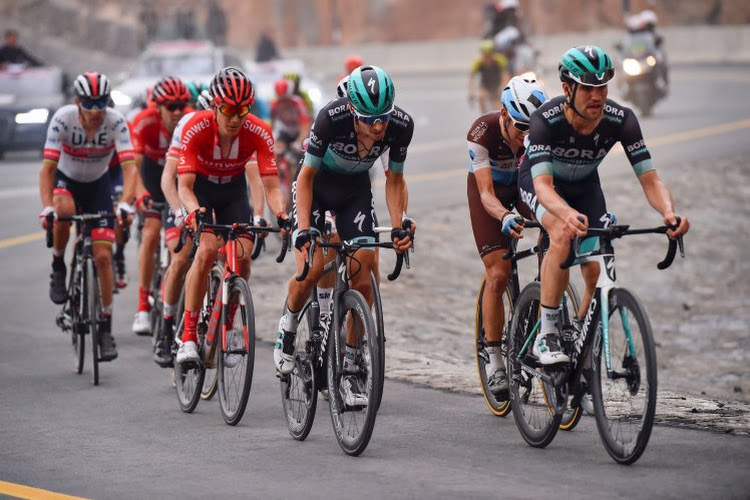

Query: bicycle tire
[
  {"left": 590, "top": 287, "right": 657, "bottom": 465},
  {"left": 327, "top": 289, "right": 380, "bottom": 456},
  {"left": 201, "top": 348, "right": 219, "bottom": 400},
  {"left": 559, "top": 283, "right": 583, "bottom": 431},
  {"left": 174, "top": 312, "right": 205, "bottom": 413},
  {"left": 280, "top": 299, "right": 318, "bottom": 441},
  {"left": 508, "top": 281, "right": 563, "bottom": 448},
  {"left": 370, "top": 272, "right": 385, "bottom": 411},
  {"left": 85, "top": 259, "right": 100, "bottom": 386},
  {"left": 217, "top": 277, "right": 255, "bottom": 426},
  {"left": 474, "top": 277, "right": 513, "bottom": 417},
  {"left": 69, "top": 264, "right": 85, "bottom": 374},
  {"left": 200, "top": 266, "right": 222, "bottom": 400}
]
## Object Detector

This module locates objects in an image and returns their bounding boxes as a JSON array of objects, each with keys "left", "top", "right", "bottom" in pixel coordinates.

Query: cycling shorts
[
  {"left": 194, "top": 174, "right": 254, "bottom": 241},
  {"left": 140, "top": 156, "right": 166, "bottom": 219},
  {"left": 53, "top": 170, "right": 115, "bottom": 238},
  {"left": 291, "top": 169, "right": 377, "bottom": 246},
  {"left": 518, "top": 165, "right": 608, "bottom": 230},
  {"left": 467, "top": 172, "right": 531, "bottom": 258}
]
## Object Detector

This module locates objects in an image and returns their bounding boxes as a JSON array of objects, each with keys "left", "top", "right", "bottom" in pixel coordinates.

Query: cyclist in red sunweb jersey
[
  {"left": 130, "top": 76, "right": 192, "bottom": 336},
  {"left": 175, "top": 67, "right": 290, "bottom": 365}
]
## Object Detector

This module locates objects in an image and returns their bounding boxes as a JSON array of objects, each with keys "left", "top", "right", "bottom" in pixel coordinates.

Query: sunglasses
[
  {"left": 351, "top": 108, "right": 391, "bottom": 125},
  {"left": 163, "top": 101, "right": 187, "bottom": 112},
  {"left": 79, "top": 99, "right": 108, "bottom": 110},
  {"left": 218, "top": 104, "right": 251, "bottom": 118},
  {"left": 510, "top": 118, "right": 529, "bottom": 132},
  {"left": 575, "top": 68, "right": 615, "bottom": 86}
]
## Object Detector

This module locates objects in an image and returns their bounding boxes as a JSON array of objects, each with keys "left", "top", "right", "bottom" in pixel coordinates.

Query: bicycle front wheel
[
  {"left": 280, "top": 298, "right": 318, "bottom": 441},
  {"left": 590, "top": 287, "right": 657, "bottom": 465},
  {"left": 174, "top": 312, "right": 205, "bottom": 413},
  {"left": 559, "top": 283, "right": 583, "bottom": 432},
  {"left": 507, "top": 282, "right": 563, "bottom": 448},
  {"left": 474, "top": 277, "right": 513, "bottom": 417},
  {"left": 370, "top": 272, "right": 385, "bottom": 411},
  {"left": 68, "top": 264, "right": 85, "bottom": 374},
  {"left": 217, "top": 277, "right": 255, "bottom": 426},
  {"left": 85, "top": 259, "right": 100, "bottom": 386},
  {"left": 327, "top": 289, "right": 380, "bottom": 456}
]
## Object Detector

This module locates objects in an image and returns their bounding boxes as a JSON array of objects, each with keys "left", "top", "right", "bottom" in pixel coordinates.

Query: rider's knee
[
  {"left": 485, "top": 265, "right": 511, "bottom": 294},
  {"left": 194, "top": 245, "right": 218, "bottom": 270}
]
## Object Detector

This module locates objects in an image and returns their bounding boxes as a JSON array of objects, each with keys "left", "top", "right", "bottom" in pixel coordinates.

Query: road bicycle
[
  {"left": 279, "top": 222, "right": 412, "bottom": 456},
  {"left": 46, "top": 211, "right": 123, "bottom": 386},
  {"left": 474, "top": 219, "right": 582, "bottom": 430},
  {"left": 506, "top": 219, "right": 684, "bottom": 464},
  {"left": 173, "top": 213, "right": 285, "bottom": 425}
]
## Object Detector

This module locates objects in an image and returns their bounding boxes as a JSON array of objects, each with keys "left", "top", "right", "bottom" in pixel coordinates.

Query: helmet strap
[{"left": 565, "top": 81, "right": 587, "bottom": 119}]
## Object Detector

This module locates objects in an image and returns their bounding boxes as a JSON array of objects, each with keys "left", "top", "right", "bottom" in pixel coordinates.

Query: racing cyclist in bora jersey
[
  {"left": 517, "top": 46, "right": 689, "bottom": 364},
  {"left": 174, "top": 67, "right": 289, "bottom": 365},
  {"left": 466, "top": 75, "right": 549, "bottom": 400},
  {"left": 40, "top": 72, "right": 138, "bottom": 361},
  {"left": 274, "top": 65, "right": 414, "bottom": 406},
  {"left": 131, "top": 76, "right": 192, "bottom": 336}
]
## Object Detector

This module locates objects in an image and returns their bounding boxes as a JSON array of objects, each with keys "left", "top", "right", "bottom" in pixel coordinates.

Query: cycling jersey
[
  {"left": 271, "top": 96, "right": 310, "bottom": 144},
  {"left": 304, "top": 97, "right": 413, "bottom": 175},
  {"left": 470, "top": 54, "right": 508, "bottom": 91},
  {"left": 167, "top": 112, "right": 194, "bottom": 161},
  {"left": 130, "top": 107, "right": 174, "bottom": 167},
  {"left": 43, "top": 104, "right": 134, "bottom": 183},
  {"left": 177, "top": 110, "right": 277, "bottom": 178},
  {"left": 521, "top": 96, "right": 654, "bottom": 182},
  {"left": 466, "top": 111, "right": 523, "bottom": 185}
]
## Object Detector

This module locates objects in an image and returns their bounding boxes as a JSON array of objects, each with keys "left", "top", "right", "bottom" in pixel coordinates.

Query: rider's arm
[
  {"left": 39, "top": 159, "right": 56, "bottom": 207},
  {"left": 468, "top": 61, "right": 479, "bottom": 98},
  {"left": 385, "top": 172, "right": 407, "bottom": 228},
  {"left": 177, "top": 172, "right": 200, "bottom": 214},
  {"left": 161, "top": 156, "right": 181, "bottom": 212},
  {"left": 245, "top": 159, "right": 266, "bottom": 217},
  {"left": 111, "top": 112, "right": 137, "bottom": 204},
  {"left": 474, "top": 167, "right": 512, "bottom": 220},
  {"left": 39, "top": 110, "right": 65, "bottom": 207},
  {"left": 294, "top": 165, "right": 316, "bottom": 230},
  {"left": 466, "top": 130, "right": 513, "bottom": 220}
]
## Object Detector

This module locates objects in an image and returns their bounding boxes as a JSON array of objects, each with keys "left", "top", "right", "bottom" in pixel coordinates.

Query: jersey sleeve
[
  {"left": 253, "top": 121, "right": 278, "bottom": 177},
  {"left": 129, "top": 110, "right": 148, "bottom": 155},
  {"left": 386, "top": 114, "right": 414, "bottom": 174},
  {"left": 177, "top": 116, "right": 204, "bottom": 175},
  {"left": 43, "top": 108, "right": 66, "bottom": 163},
  {"left": 466, "top": 116, "right": 491, "bottom": 172},
  {"left": 111, "top": 114, "right": 135, "bottom": 166},
  {"left": 303, "top": 107, "right": 333, "bottom": 170},
  {"left": 524, "top": 112, "right": 554, "bottom": 179},
  {"left": 620, "top": 109, "right": 655, "bottom": 177},
  {"left": 167, "top": 114, "right": 191, "bottom": 160}
]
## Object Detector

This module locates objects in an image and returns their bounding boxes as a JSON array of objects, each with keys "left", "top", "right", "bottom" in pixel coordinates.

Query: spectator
[
  {"left": 255, "top": 31, "right": 279, "bottom": 62},
  {"left": 138, "top": 1, "right": 159, "bottom": 49},
  {"left": 205, "top": 0, "right": 227, "bottom": 46},
  {"left": 0, "top": 29, "right": 42, "bottom": 68}
]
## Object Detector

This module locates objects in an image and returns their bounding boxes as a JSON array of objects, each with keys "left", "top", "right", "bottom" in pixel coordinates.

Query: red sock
[
  {"left": 137, "top": 287, "right": 150, "bottom": 312},
  {"left": 182, "top": 310, "right": 200, "bottom": 344}
]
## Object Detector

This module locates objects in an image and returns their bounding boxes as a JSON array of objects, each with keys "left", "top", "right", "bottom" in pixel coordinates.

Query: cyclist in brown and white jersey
[{"left": 467, "top": 75, "right": 549, "bottom": 399}]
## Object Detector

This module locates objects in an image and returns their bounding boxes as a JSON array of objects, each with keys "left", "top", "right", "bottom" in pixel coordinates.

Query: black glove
[
  {"left": 294, "top": 229, "right": 313, "bottom": 252},
  {"left": 277, "top": 213, "right": 292, "bottom": 231}
]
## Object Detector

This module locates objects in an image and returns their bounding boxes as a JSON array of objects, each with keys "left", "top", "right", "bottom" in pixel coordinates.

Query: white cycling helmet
[
  {"left": 500, "top": 76, "right": 549, "bottom": 131},
  {"left": 640, "top": 9, "right": 658, "bottom": 27},
  {"left": 336, "top": 75, "right": 350, "bottom": 98}
]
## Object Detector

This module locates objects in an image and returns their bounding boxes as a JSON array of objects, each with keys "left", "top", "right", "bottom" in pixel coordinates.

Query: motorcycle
[{"left": 617, "top": 32, "right": 668, "bottom": 117}]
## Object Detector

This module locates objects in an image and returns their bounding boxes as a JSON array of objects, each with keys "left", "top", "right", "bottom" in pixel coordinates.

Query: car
[
  {"left": 110, "top": 39, "right": 247, "bottom": 116},
  {"left": 0, "top": 64, "right": 67, "bottom": 158}
]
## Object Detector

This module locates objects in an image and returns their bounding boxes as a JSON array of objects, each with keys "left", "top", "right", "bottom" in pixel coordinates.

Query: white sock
[
  {"left": 317, "top": 287, "right": 332, "bottom": 315},
  {"left": 52, "top": 248, "right": 65, "bottom": 258},
  {"left": 485, "top": 345, "right": 503, "bottom": 375},
  {"left": 343, "top": 345, "right": 357, "bottom": 373},
  {"left": 163, "top": 302, "right": 176, "bottom": 318},
  {"left": 540, "top": 305, "right": 560, "bottom": 336},
  {"left": 284, "top": 305, "right": 299, "bottom": 332},
  {"left": 102, "top": 304, "right": 113, "bottom": 316}
]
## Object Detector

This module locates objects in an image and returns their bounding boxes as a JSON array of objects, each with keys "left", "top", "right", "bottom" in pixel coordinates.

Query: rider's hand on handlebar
[
  {"left": 184, "top": 208, "right": 204, "bottom": 232},
  {"left": 173, "top": 206, "right": 187, "bottom": 229},
  {"left": 253, "top": 215, "right": 269, "bottom": 239},
  {"left": 39, "top": 206, "right": 56, "bottom": 229},
  {"left": 134, "top": 192, "right": 152, "bottom": 212},
  {"left": 391, "top": 227, "right": 413, "bottom": 254},
  {"left": 294, "top": 228, "right": 316, "bottom": 253},
  {"left": 563, "top": 211, "right": 588, "bottom": 239},
  {"left": 664, "top": 213, "right": 689, "bottom": 239},
  {"left": 501, "top": 213, "right": 524, "bottom": 239},
  {"left": 117, "top": 201, "right": 135, "bottom": 225},
  {"left": 277, "top": 212, "right": 292, "bottom": 239}
]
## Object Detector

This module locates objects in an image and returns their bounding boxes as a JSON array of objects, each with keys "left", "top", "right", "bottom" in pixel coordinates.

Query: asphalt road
[{"left": 1, "top": 64, "right": 750, "bottom": 499}]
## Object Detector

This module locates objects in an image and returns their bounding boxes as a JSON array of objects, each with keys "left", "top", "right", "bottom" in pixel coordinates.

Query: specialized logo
[
  {"left": 367, "top": 77, "right": 376, "bottom": 93},
  {"left": 604, "top": 255, "right": 616, "bottom": 281},
  {"left": 353, "top": 211, "right": 366, "bottom": 232}
]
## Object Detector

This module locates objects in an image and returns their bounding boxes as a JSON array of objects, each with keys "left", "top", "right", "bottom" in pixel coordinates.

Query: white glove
[
  {"left": 117, "top": 201, "right": 135, "bottom": 221},
  {"left": 39, "top": 206, "right": 55, "bottom": 228},
  {"left": 174, "top": 206, "right": 187, "bottom": 228}
]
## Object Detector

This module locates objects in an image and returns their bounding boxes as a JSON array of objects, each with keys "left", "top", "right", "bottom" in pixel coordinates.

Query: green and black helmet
[
  {"left": 558, "top": 45, "right": 614, "bottom": 86},
  {"left": 347, "top": 65, "right": 395, "bottom": 116}
]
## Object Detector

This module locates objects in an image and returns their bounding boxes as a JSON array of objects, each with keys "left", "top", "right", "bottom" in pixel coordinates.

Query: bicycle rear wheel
[
  {"left": 217, "top": 277, "right": 255, "bottom": 426},
  {"left": 327, "top": 289, "right": 380, "bottom": 456},
  {"left": 474, "top": 277, "right": 513, "bottom": 417},
  {"left": 280, "top": 298, "right": 318, "bottom": 441},
  {"left": 559, "top": 283, "right": 583, "bottom": 431},
  {"left": 370, "top": 272, "right": 385, "bottom": 411},
  {"left": 507, "top": 282, "right": 563, "bottom": 448},
  {"left": 174, "top": 312, "right": 205, "bottom": 413},
  {"left": 590, "top": 287, "right": 657, "bottom": 465},
  {"left": 85, "top": 259, "right": 100, "bottom": 386}
]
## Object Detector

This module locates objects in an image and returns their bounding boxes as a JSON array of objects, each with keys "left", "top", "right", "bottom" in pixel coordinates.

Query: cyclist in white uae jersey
[{"left": 39, "top": 71, "right": 137, "bottom": 361}]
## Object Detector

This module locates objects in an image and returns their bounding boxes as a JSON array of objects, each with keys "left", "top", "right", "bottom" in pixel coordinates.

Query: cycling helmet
[
  {"left": 347, "top": 65, "right": 395, "bottom": 116},
  {"left": 500, "top": 76, "right": 548, "bottom": 127},
  {"left": 336, "top": 75, "right": 350, "bottom": 98},
  {"left": 196, "top": 89, "right": 213, "bottom": 111},
  {"left": 152, "top": 76, "right": 190, "bottom": 103},
  {"left": 640, "top": 9, "right": 658, "bottom": 28},
  {"left": 73, "top": 72, "right": 111, "bottom": 100},
  {"left": 210, "top": 66, "right": 255, "bottom": 106},
  {"left": 480, "top": 40, "right": 494, "bottom": 54},
  {"left": 345, "top": 54, "right": 364, "bottom": 74},
  {"left": 282, "top": 71, "right": 301, "bottom": 86},
  {"left": 186, "top": 80, "right": 208, "bottom": 103},
  {"left": 558, "top": 45, "right": 614, "bottom": 87},
  {"left": 274, "top": 78, "right": 294, "bottom": 98}
]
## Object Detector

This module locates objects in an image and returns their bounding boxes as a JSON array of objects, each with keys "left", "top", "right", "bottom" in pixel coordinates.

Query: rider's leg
[
  {"left": 154, "top": 231, "right": 192, "bottom": 366},
  {"left": 481, "top": 250, "right": 512, "bottom": 343},
  {"left": 92, "top": 235, "right": 118, "bottom": 360},
  {"left": 181, "top": 232, "right": 220, "bottom": 343},
  {"left": 578, "top": 261, "right": 600, "bottom": 319},
  {"left": 137, "top": 216, "right": 161, "bottom": 312}
]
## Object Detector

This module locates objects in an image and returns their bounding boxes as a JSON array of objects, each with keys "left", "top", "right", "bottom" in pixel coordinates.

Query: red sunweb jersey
[
  {"left": 130, "top": 107, "right": 173, "bottom": 166},
  {"left": 177, "top": 110, "right": 277, "bottom": 178}
]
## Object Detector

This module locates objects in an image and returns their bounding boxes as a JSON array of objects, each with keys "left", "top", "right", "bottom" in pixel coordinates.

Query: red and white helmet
[
  {"left": 73, "top": 72, "right": 111, "bottom": 100},
  {"left": 210, "top": 67, "right": 255, "bottom": 106},
  {"left": 152, "top": 76, "right": 190, "bottom": 103}
]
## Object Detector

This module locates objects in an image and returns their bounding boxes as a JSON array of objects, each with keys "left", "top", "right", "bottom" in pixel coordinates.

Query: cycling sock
[
  {"left": 540, "top": 304, "right": 560, "bottom": 336},
  {"left": 137, "top": 287, "right": 151, "bottom": 312},
  {"left": 163, "top": 302, "right": 177, "bottom": 319},
  {"left": 485, "top": 343, "right": 503, "bottom": 374},
  {"left": 283, "top": 305, "right": 299, "bottom": 332},
  {"left": 317, "top": 287, "right": 332, "bottom": 314},
  {"left": 52, "top": 255, "right": 65, "bottom": 270},
  {"left": 343, "top": 345, "right": 358, "bottom": 373},
  {"left": 102, "top": 304, "right": 113, "bottom": 317},
  {"left": 162, "top": 317, "right": 175, "bottom": 342},
  {"left": 52, "top": 248, "right": 65, "bottom": 258},
  {"left": 182, "top": 310, "right": 199, "bottom": 343}
]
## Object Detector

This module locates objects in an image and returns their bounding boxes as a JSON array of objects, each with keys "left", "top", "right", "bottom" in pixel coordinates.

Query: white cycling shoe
[
  {"left": 132, "top": 311, "right": 152, "bottom": 336},
  {"left": 176, "top": 341, "right": 200, "bottom": 365},
  {"left": 274, "top": 317, "right": 296, "bottom": 375},
  {"left": 342, "top": 374, "right": 368, "bottom": 407},
  {"left": 532, "top": 333, "right": 571, "bottom": 365}
]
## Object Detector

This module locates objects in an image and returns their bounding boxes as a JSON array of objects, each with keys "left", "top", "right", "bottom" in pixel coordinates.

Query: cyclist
[
  {"left": 468, "top": 40, "right": 509, "bottom": 114},
  {"left": 517, "top": 46, "right": 689, "bottom": 365},
  {"left": 467, "top": 75, "right": 548, "bottom": 399},
  {"left": 282, "top": 71, "right": 314, "bottom": 117},
  {"left": 271, "top": 77, "right": 311, "bottom": 154},
  {"left": 175, "top": 67, "right": 288, "bottom": 365},
  {"left": 274, "top": 65, "right": 414, "bottom": 406},
  {"left": 130, "top": 76, "right": 192, "bottom": 335},
  {"left": 185, "top": 80, "right": 208, "bottom": 107},
  {"left": 108, "top": 154, "right": 129, "bottom": 289},
  {"left": 39, "top": 71, "right": 137, "bottom": 361}
]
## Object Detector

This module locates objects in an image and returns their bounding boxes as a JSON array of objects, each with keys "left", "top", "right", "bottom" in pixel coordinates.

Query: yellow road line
[
  {"left": 0, "top": 480, "right": 90, "bottom": 500},
  {"left": 0, "top": 231, "right": 45, "bottom": 250}
]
